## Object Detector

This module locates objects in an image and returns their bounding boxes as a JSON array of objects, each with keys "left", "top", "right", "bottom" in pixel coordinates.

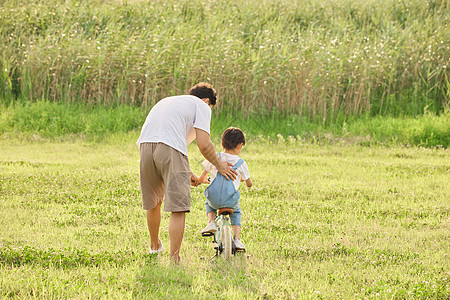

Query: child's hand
[
  {"left": 199, "top": 176, "right": 210, "bottom": 184},
  {"left": 245, "top": 178, "right": 252, "bottom": 188},
  {"left": 198, "top": 169, "right": 210, "bottom": 185}
]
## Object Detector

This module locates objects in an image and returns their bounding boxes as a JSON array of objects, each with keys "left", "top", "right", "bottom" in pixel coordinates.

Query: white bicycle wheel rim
[{"left": 222, "top": 224, "right": 232, "bottom": 260}]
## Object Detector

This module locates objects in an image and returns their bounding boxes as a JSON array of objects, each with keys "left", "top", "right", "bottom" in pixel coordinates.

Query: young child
[{"left": 199, "top": 127, "right": 252, "bottom": 250}]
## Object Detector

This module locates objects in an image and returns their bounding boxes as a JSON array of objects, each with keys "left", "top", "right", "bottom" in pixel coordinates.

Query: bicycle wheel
[{"left": 221, "top": 224, "right": 232, "bottom": 260}]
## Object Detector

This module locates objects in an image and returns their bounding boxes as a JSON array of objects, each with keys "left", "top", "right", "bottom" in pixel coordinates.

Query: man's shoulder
[
  {"left": 162, "top": 95, "right": 199, "bottom": 102},
  {"left": 157, "top": 95, "right": 206, "bottom": 112}
]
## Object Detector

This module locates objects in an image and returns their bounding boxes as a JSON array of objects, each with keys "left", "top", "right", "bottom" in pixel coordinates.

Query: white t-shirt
[
  {"left": 136, "top": 95, "right": 211, "bottom": 156},
  {"left": 202, "top": 152, "right": 250, "bottom": 190}
]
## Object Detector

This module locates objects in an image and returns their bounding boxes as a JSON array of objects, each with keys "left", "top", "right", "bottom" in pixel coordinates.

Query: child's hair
[
  {"left": 221, "top": 127, "right": 245, "bottom": 150},
  {"left": 189, "top": 82, "right": 217, "bottom": 106}
]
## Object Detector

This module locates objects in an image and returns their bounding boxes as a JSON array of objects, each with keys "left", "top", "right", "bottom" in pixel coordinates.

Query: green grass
[
  {"left": 1, "top": 100, "right": 449, "bottom": 147},
  {"left": 0, "top": 101, "right": 146, "bottom": 139},
  {"left": 1, "top": 0, "right": 448, "bottom": 118},
  {"left": 1, "top": 134, "right": 449, "bottom": 298}
]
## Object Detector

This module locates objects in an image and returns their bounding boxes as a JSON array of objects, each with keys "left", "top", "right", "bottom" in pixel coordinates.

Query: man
[{"left": 137, "top": 82, "right": 237, "bottom": 263}]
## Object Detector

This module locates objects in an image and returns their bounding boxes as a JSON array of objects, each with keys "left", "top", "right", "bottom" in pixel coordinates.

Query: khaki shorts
[{"left": 139, "top": 142, "right": 191, "bottom": 212}]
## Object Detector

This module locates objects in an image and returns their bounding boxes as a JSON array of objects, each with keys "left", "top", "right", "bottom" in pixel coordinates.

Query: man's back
[{"left": 137, "top": 95, "right": 211, "bottom": 156}]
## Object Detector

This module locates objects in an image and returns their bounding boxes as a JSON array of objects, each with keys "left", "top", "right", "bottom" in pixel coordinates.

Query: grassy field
[
  {"left": 1, "top": 134, "right": 449, "bottom": 298},
  {"left": 1, "top": 0, "right": 448, "bottom": 298}
]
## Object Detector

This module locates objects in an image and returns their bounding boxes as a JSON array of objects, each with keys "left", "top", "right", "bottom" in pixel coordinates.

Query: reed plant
[{"left": 0, "top": 0, "right": 448, "bottom": 120}]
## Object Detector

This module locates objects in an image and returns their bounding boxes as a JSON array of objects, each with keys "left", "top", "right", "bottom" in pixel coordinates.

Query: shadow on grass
[
  {"left": 132, "top": 253, "right": 262, "bottom": 299},
  {"left": 204, "top": 254, "right": 262, "bottom": 298},
  {"left": 132, "top": 255, "right": 193, "bottom": 299}
]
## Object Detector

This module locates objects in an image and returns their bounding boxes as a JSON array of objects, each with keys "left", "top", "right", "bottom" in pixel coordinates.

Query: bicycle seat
[{"left": 218, "top": 208, "right": 233, "bottom": 216}]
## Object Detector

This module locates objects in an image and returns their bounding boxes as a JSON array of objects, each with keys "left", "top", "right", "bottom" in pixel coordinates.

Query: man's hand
[
  {"left": 190, "top": 171, "right": 200, "bottom": 187},
  {"left": 217, "top": 160, "right": 237, "bottom": 181}
]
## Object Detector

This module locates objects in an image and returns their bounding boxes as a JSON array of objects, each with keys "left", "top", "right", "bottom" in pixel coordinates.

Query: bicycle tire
[{"left": 222, "top": 224, "right": 232, "bottom": 260}]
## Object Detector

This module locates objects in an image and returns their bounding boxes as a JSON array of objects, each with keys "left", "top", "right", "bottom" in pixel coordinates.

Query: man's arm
[{"left": 195, "top": 128, "right": 237, "bottom": 181}]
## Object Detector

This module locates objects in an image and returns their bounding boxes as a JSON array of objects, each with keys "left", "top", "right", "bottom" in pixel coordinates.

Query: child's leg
[
  {"left": 230, "top": 206, "right": 245, "bottom": 249},
  {"left": 205, "top": 201, "right": 217, "bottom": 223},
  {"left": 202, "top": 201, "right": 218, "bottom": 234},
  {"left": 230, "top": 206, "right": 242, "bottom": 239},
  {"left": 207, "top": 211, "right": 216, "bottom": 223},
  {"left": 233, "top": 225, "right": 241, "bottom": 240}
]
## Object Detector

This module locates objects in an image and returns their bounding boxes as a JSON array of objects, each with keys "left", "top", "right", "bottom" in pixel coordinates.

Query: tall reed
[{"left": 0, "top": 0, "right": 448, "bottom": 120}]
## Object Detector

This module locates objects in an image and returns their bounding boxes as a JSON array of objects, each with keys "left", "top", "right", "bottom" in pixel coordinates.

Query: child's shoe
[
  {"left": 234, "top": 238, "right": 245, "bottom": 250},
  {"left": 201, "top": 221, "right": 217, "bottom": 234}
]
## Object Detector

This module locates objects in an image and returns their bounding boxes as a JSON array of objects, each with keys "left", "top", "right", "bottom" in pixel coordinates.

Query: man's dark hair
[
  {"left": 221, "top": 127, "right": 245, "bottom": 150},
  {"left": 189, "top": 82, "right": 217, "bottom": 106}
]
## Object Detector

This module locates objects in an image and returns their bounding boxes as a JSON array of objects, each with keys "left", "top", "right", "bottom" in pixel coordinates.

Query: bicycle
[{"left": 202, "top": 207, "right": 245, "bottom": 259}]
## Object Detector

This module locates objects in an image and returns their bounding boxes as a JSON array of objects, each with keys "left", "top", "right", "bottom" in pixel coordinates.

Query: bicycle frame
[
  {"left": 202, "top": 208, "right": 244, "bottom": 259},
  {"left": 214, "top": 213, "right": 232, "bottom": 258}
]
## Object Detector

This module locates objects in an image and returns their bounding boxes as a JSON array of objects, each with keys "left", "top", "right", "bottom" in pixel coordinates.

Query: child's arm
[
  {"left": 244, "top": 178, "right": 252, "bottom": 187},
  {"left": 198, "top": 169, "right": 210, "bottom": 184}
]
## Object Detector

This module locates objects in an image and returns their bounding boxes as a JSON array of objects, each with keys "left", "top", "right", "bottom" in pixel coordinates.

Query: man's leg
[
  {"left": 146, "top": 202, "right": 162, "bottom": 250},
  {"left": 169, "top": 211, "right": 185, "bottom": 263}
]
